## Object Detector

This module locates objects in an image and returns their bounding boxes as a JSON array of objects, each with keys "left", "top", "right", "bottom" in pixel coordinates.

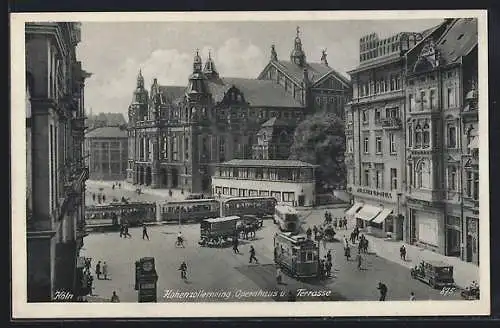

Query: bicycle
[{"left": 175, "top": 238, "right": 186, "bottom": 248}]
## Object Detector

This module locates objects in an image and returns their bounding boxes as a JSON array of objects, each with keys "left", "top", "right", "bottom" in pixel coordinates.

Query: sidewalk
[
  {"left": 87, "top": 180, "right": 188, "bottom": 201},
  {"left": 349, "top": 222, "right": 479, "bottom": 289}
]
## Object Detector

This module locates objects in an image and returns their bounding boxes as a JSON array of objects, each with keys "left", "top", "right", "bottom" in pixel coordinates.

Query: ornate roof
[{"left": 434, "top": 18, "right": 478, "bottom": 65}]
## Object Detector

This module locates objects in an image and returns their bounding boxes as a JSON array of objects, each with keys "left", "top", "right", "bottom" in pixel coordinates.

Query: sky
[{"left": 76, "top": 19, "right": 443, "bottom": 118}]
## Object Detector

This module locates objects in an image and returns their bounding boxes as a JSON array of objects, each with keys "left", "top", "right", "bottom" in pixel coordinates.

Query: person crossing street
[
  {"left": 249, "top": 245, "right": 259, "bottom": 264},
  {"left": 142, "top": 223, "right": 149, "bottom": 240}
]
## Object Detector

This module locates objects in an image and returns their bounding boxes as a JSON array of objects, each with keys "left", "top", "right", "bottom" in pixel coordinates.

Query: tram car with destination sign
[
  {"left": 199, "top": 216, "right": 240, "bottom": 247},
  {"left": 156, "top": 199, "right": 220, "bottom": 223},
  {"left": 274, "top": 232, "right": 320, "bottom": 279},
  {"left": 85, "top": 202, "right": 156, "bottom": 228}
]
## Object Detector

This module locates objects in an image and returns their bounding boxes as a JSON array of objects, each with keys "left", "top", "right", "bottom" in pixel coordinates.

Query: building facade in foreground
[
  {"left": 85, "top": 126, "right": 129, "bottom": 181},
  {"left": 126, "top": 28, "right": 351, "bottom": 193},
  {"left": 26, "top": 22, "right": 91, "bottom": 301},
  {"left": 211, "top": 159, "right": 317, "bottom": 207},
  {"left": 345, "top": 18, "right": 479, "bottom": 264}
]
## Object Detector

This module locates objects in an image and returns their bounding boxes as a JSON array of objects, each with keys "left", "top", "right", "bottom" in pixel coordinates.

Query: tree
[{"left": 289, "top": 112, "right": 346, "bottom": 191}]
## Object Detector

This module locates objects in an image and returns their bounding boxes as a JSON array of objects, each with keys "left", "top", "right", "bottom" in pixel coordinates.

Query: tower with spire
[
  {"left": 129, "top": 69, "right": 149, "bottom": 124},
  {"left": 203, "top": 50, "right": 219, "bottom": 80},
  {"left": 187, "top": 50, "right": 209, "bottom": 100},
  {"left": 290, "top": 26, "right": 306, "bottom": 66}
]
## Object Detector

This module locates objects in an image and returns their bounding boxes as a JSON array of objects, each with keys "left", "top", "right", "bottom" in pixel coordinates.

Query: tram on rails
[
  {"left": 85, "top": 202, "right": 156, "bottom": 228},
  {"left": 273, "top": 205, "right": 301, "bottom": 233},
  {"left": 274, "top": 232, "right": 320, "bottom": 279},
  {"left": 156, "top": 199, "right": 220, "bottom": 223},
  {"left": 221, "top": 196, "right": 277, "bottom": 219}
]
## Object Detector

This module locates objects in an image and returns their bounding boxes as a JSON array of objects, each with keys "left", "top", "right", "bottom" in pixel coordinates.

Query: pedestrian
[
  {"left": 320, "top": 260, "right": 326, "bottom": 279},
  {"left": 410, "top": 292, "right": 416, "bottom": 301},
  {"left": 377, "top": 282, "right": 388, "bottom": 301},
  {"left": 313, "top": 225, "right": 318, "bottom": 240},
  {"left": 142, "top": 223, "right": 149, "bottom": 240},
  {"left": 276, "top": 266, "right": 283, "bottom": 284},
  {"left": 400, "top": 245, "right": 407, "bottom": 261},
  {"left": 124, "top": 224, "right": 131, "bottom": 238},
  {"left": 95, "top": 261, "right": 101, "bottom": 280},
  {"left": 334, "top": 218, "right": 338, "bottom": 229},
  {"left": 345, "top": 245, "right": 351, "bottom": 261},
  {"left": 233, "top": 237, "right": 240, "bottom": 254},
  {"left": 306, "top": 227, "right": 312, "bottom": 239},
  {"left": 112, "top": 184, "right": 115, "bottom": 190},
  {"left": 325, "top": 258, "right": 333, "bottom": 278},
  {"left": 343, "top": 217, "right": 348, "bottom": 229},
  {"left": 356, "top": 250, "right": 362, "bottom": 270},
  {"left": 249, "top": 245, "right": 259, "bottom": 264},
  {"left": 179, "top": 261, "right": 188, "bottom": 280},
  {"left": 343, "top": 235, "right": 349, "bottom": 249},
  {"left": 119, "top": 224, "right": 124, "bottom": 238},
  {"left": 110, "top": 291, "right": 120, "bottom": 302},
  {"left": 326, "top": 250, "right": 332, "bottom": 264},
  {"left": 102, "top": 261, "right": 108, "bottom": 280}
]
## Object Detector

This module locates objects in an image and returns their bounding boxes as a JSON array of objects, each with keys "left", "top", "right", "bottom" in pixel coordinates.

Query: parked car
[{"left": 410, "top": 260, "right": 455, "bottom": 289}]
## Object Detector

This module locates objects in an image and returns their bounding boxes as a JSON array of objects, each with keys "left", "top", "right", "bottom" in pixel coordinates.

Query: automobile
[
  {"left": 240, "top": 214, "right": 264, "bottom": 229},
  {"left": 410, "top": 260, "right": 455, "bottom": 289}
]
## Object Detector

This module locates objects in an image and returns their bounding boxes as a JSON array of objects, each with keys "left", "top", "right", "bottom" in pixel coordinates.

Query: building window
[
  {"left": 347, "top": 138, "right": 353, "bottom": 153},
  {"left": 466, "top": 171, "right": 473, "bottom": 198},
  {"left": 447, "top": 124, "right": 457, "bottom": 148},
  {"left": 375, "top": 136, "right": 382, "bottom": 154},
  {"left": 423, "top": 123, "right": 430, "bottom": 148},
  {"left": 408, "top": 163, "right": 413, "bottom": 187},
  {"left": 375, "top": 109, "right": 381, "bottom": 123},
  {"left": 271, "top": 191, "right": 282, "bottom": 202},
  {"left": 172, "top": 136, "right": 179, "bottom": 161},
  {"left": 415, "top": 125, "right": 422, "bottom": 148},
  {"left": 473, "top": 172, "right": 479, "bottom": 200},
  {"left": 362, "top": 110, "right": 368, "bottom": 123},
  {"left": 219, "top": 137, "right": 226, "bottom": 161},
  {"left": 389, "top": 133, "right": 396, "bottom": 153},
  {"left": 408, "top": 124, "right": 413, "bottom": 147},
  {"left": 282, "top": 192, "right": 295, "bottom": 202},
  {"left": 375, "top": 166, "right": 384, "bottom": 189},
  {"left": 430, "top": 89, "right": 437, "bottom": 109},
  {"left": 223, "top": 187, "right": 229, "bottom": 195},
  {"left": 363, "top": 167, "right": 370, "bottom": 187},
  {"left": 448, "top": 166, "right": 457, "bottom": 191},
  {"left": 409, "top": 94, "right": 415, "bottom": 112},
  {"left": 447, "top": 87, "right": 456, "bottom": 108},
  {"left": 390, "top": 168, "right": 398, "bottom": 190},
  {"left": 363, "top": 136, "right": 369, "bottom": 154},
  {"left": 420, "top": 90, "right": 426, "bottom": 111}
]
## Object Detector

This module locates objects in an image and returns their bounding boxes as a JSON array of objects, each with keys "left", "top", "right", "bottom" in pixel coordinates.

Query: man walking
[
  {"left": 356, "top": 250, "right": 362, "bottom": 270},
  {"left": 249, "top": 245, "right": 259, "bottom": 264},
  {"left": 377, "top": 282, "right": 388, "bottom": 301},
  {"left": 410, "top": 291, "right": 416, "bottom": 301},
  {"left": 124, "top": 223, "right": 132, "bottom": 238},
  {"left": 102, "top": 261, "right": 108, "bottom": 280},
  {"left": 233, "top": 236, "right": 240, "bottom": 254},
  {"left": 400, "top": 245, "right": 407, "bottom": 261},
  {"left": 95, "top": 261, "right": 102, "bottom": 280},
  {"left": 142, "top": 223, "right": 149, "bottom": 240},
  {"left": 179, "top": 261, "right": 188, "bottom": 280},
  {"left": 110, "top": 291, "right": 120, "bottom": 302}
]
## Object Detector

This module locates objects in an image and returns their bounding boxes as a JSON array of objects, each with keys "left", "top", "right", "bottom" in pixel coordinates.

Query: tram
[
  {"left": 84, "top": 202, "right": 156, "bottom": 227},
  {"left": 274, "top": 205, "right": 301, "bottom": 233},
  {"left": 273, "top": 232, "right": 320, "bottom": 279},
  {"left": 221, "top": 197, "right": 277, "bottom": 218},
  {"left": 156, "top": 199, "right": 220, "bottom": 223}
]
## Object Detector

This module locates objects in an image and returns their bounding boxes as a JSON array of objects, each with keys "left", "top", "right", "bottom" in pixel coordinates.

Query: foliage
[{"left": 289, "top": 112, "right": 346, "bottom": 191}]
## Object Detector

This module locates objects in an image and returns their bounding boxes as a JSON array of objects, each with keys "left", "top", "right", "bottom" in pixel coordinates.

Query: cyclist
[{"left": 177, "top": 231, "right": 185, "bottom": 247}]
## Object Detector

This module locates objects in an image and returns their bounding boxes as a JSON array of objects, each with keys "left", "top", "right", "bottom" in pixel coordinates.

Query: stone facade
[
  {"left": 346, "top": 18, "right": 479, "bottom": 264},
  {"left": 26, "top": 22, "right": 91, "bottom": 301}
]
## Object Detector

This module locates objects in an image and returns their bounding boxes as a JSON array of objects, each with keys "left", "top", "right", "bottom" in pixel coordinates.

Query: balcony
[
  {"left": 381, "top": 117, "right": 402, "bottom": 130},
  {"left": 406, "top": 188, "right": 444, "bottom": 204}
]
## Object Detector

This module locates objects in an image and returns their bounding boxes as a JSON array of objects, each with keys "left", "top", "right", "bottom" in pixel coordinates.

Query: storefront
[
  {"left": 408, "top": 206, "right": 444, "bottom": 253},
  {"left": 465, "top": 215, "right": 479, "bottom": 265}
]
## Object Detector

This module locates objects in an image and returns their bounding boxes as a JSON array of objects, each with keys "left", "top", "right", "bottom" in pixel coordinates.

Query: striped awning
[
  {"left": 356, "top": 204, "right": 382, "bottom": 221},
  {"left": 371, "top": 208, "right": 393, "bottom": 224},
  {"left": 345, "top": 202, "right": 363, "bottom": 216}
]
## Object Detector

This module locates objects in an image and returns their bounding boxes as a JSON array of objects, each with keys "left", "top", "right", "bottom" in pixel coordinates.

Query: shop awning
[
  {"left": 345, "top": 202, "right": 363, "bottom": 216},
  {"left": 468, "top": 136, "right": 479, "bottom": 150},
  {"left": 356, "top": 204, "right": 382, "bottom": 221},
  {"left": 371, "top": 208, "right": 394, "bottom": 224}
]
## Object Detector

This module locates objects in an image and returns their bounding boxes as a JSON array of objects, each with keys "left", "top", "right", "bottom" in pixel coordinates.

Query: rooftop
[
  {"left": 217, "top": 159, "right": 318, "bottom": 168},
  {"left": 277, "top": 60, "right": 350, "bottom": 86},
  {"left": 435, "top": 18, "right": 478, "bottom": 65},
  {"left": 85, "top": 126, "right": 128, "bottom": 139}
]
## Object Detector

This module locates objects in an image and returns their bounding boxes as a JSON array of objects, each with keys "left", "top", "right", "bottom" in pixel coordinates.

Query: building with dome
[{"left": 126, "top": 28, "right": 352, "bottom": 194}]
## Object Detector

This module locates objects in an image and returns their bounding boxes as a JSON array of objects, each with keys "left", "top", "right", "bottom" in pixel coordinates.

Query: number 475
[{"left": 440, "top": 287, "right": 456, "bottom": 296}]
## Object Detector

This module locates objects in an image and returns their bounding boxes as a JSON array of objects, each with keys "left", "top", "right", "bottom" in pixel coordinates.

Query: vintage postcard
[{"left": 11, "top": 10, "right": 490, "bottom": 318}]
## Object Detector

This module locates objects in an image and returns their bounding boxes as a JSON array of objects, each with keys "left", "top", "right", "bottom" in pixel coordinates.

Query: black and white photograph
[{"left": 11, "top": 10, "right": 489, "bottom": 318}]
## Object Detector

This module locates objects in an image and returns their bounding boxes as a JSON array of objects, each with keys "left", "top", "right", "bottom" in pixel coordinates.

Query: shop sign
[{"left": 355, "top": 187, "right": 393, "bottom": 199}]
